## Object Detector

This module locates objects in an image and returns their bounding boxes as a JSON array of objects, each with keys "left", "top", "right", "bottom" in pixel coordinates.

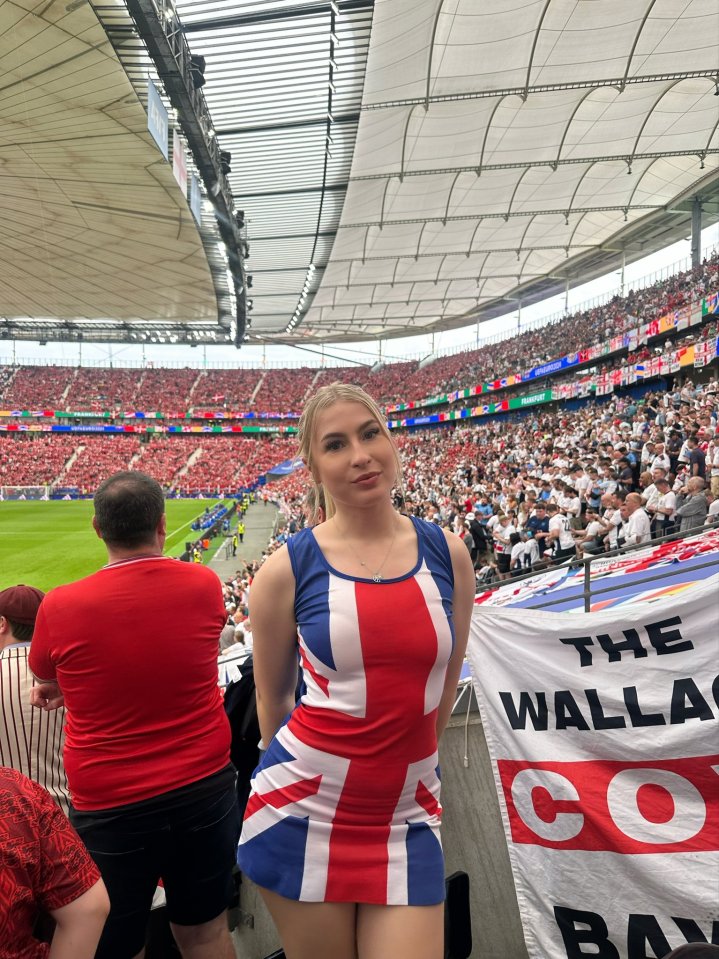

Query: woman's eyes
[{"left": 324, "top": 429, "right": 380, "bottom": 451}]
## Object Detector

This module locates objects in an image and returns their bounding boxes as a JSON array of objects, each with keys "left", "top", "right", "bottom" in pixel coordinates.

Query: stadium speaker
[
  {"left": 247, "top": 274, "right": 253, "bottom": 288},
  {"left": 235, "top": 210, "right": 245, "bottom": 229},
  {"left": 220, "top": 150, "right": 232, "bottom": 174},
  {"left": 190, "top": 54, "right": 206, "bottom": 89}
]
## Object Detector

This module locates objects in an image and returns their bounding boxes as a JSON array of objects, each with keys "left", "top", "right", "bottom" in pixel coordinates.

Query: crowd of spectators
[
  {"left": 0, "top": 435, "right": 78, "bottom": 487},
  {"left": 133, "top": 435, "right": 201, "bottom": 487},
  {"left": 191, "top": 368, "right": 264, "bottom": 410},
  {"left": 175, "top": 434, "right": 297, "bottom": 495},
  {"left": 2, "top": 252, "right": 714, "bottom": 417},
  {"left": 268, "top": 376, "right": 719, "bottom": 584},
  {"left": 250, "top": 367, "right": 318, "bottom": 413},
  {"left": 1, "top": 365, "right": 72, "bottom": 409},
  {"left": 63, "top": 367, "right": 142, "bottom": 411},
  {"left": 134, "top": 368, "right": 200, "bottom": 411},
  {"left": 59, "top": 436, "right": 143, "bottom": 492}
]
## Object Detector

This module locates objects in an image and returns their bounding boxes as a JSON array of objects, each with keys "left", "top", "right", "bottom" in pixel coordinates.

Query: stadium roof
[
  {"left": 2, "top": 0, "right": 719, "bottom": 348},
  {"left": 304, "top": 0, "right": 719, "bottom": 343},
  {"left": 0, "top": 0, "right": 238, "bottom": 346}
]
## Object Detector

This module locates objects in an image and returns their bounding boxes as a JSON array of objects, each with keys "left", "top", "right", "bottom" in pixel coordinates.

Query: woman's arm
[
  {"left": 436, "top": 530, "right": 476, "bottom": 740},
  {"left": 248, "top": 545, "right": 300, "bottom": 746},
  {"left": 49, "top": 879, "right": 110, "bottom": 959}
]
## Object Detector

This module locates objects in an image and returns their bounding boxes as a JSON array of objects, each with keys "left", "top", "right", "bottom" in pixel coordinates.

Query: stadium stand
[
  {"left": 63, "top": 366, "right": 143, "bottom": 411},
  {"left": 1, "top": 365, "right": 74, "bottom": 409},
  {"left": 250, "top": 368, "right": 317, "bottom": 413},
  {"left": 134, "top": 368, "right": 201, "bottom": 412},
  {"left": 0, "top": 435, "right": 78, "bottom": 487},
  {"left": 58, "top": 435, "right": 142, "bottom": 493},
  {"left": 132, "top": 435, "right": 200, "bottom": 487},
  {"left": 177, "top": 435, "right": 297, "bottom": 495},
  {"left": 1, "top": 255, "right": 716, "bottom": 418},
  {"left": 191, "top": 369, "right": 263, "bottom": 410}
]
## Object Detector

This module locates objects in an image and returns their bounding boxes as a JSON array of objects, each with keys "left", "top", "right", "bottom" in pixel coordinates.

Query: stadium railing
[{"left": 480, "top": 524, "right": 717, "bottom": 613}]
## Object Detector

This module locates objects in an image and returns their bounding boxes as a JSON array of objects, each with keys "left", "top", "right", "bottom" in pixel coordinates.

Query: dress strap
[
  {"left": 411, "top": 516, "right": 454, "bottom": 587},
  {"left": 286, "top": 527, "right": 317, "bottom": 589}
]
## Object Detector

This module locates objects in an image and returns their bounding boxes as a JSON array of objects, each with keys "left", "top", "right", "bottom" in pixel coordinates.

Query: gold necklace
[{"left": 335, "top": 518, "right": 400, "bottom": 582}]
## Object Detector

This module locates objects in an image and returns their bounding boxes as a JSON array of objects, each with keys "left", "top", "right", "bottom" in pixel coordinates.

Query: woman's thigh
[
  {"left": 259, "top": 887, "right": 358, "bottom": 959},
  {"left": 356, "top": 903, "right": 444, "bottom": 959}
]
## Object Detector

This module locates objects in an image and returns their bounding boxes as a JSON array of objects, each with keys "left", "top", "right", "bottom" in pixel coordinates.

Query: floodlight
[{"left": 190, "top": 54, "right": 206, "bottom": 89}]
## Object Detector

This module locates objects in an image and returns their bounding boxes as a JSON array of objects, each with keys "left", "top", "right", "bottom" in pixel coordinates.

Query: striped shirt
[{"left": 0, "top": 642, "right": 69, "bottom": 815}]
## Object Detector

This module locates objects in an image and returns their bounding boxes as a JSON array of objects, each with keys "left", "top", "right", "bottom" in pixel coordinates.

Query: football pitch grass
[{"left": 0, "top": 499, "right": 229, "bottom": 592}]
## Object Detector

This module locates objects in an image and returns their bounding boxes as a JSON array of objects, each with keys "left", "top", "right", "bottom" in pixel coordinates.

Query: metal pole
[
  {"left": 517, "top": 300, "right": 522, "bottom": 333},
  {"left": 691, "top": 196, "right": 702, "bottom": 268},
  {"left": 565, "top": 278, "right": 569, "bottom": 314},
  {"left": 583, "top": 559, "right": 591, "bottom": 613},
  {"left": 620, "top": 251, "right": 626, "bottom": 296}
]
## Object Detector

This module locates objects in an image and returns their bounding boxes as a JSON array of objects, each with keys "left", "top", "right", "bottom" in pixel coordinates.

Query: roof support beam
[
  {"left": 339, "top": 204, "right": 663, "bottom": 230},
  {"left": 217, "top": 113, "right": 360, "bottom": 136},
  {"left": 238, "top": 182, "right": 349, "bottom": 199},
  {"left": 350, "top": 147, "right": 719, "bottom": 181},
  {"left": 363, "top": 70, "right": 719, "bottom": 111}
]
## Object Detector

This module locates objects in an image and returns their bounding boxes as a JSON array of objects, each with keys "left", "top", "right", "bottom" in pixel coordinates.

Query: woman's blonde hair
[{"left": 297, "top": 382, "right": 402, "bottom": 521}]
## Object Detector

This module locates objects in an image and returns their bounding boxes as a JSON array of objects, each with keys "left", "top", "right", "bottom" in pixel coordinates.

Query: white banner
[{"left": 467, "top": 577, "right": 719, "bottom": 959}]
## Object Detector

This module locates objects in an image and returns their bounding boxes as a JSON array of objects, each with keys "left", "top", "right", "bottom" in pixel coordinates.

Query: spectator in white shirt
[
  {"left": 509, "top": 533, "right": 525, "bottom": 576},
  {"left": 646, "top": 478, "right": 676, "bottom": 538},
  {"left": 650, "top": 444, "right": 671, "bottom": 473},
  {"left": 709, "top": 441, "right": 719, "bottom": 497},
  {"left": 546, "top": 502, "right": 576, "bottom": 563},
  {"left": 493, "top": 514, "right": 516, "bottom": 579},
  {"left": 573, "top": 508, "right": 606, "bottom": 557},
  {"left": 619, "top": 493, "right": 652, "bottom": 546},
  {"left": 523, "top": 532, "right": 541, "bottom": 568}
]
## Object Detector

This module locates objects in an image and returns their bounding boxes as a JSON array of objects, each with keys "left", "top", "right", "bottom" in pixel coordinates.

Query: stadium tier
[
  {"left": 2, "top": 255, "right": 717, "bottom": 421},
  {"left": 0, "top": 257, "right": 717, "bottom": 497}
]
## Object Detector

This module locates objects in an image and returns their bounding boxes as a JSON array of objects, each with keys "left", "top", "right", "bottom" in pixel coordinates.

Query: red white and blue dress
[{"left": 237, "top": 516, "right": 455, "bottom": 905}]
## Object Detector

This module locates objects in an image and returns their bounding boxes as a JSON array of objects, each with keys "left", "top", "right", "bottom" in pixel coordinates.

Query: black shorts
[
  {"left": 553, "top": 544, "right": 577, "bottom": 563},
  {"left": 496, "top": 553, "right": 511, "bottom": 573},
  {"left": 70, "top": 766, "right": 240, "bottom": 959}
]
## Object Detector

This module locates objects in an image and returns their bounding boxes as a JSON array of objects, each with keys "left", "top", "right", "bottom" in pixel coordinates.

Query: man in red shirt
[
  {"left": 0, "top": 765, "right": 109, "bottom": 959},
  {"left": 30, "top": 471, "right": 238, "bottom": 959}
]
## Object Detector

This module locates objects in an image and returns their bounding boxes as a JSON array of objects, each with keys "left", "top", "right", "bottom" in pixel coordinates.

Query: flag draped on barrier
[{"left": 466, "top": 576, "right": 719, "bottom": 959}]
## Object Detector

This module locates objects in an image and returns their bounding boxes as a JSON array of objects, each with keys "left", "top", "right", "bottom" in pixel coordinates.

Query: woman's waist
[{"left": 284, "top": 705, "right": 438, "bottom": 760}]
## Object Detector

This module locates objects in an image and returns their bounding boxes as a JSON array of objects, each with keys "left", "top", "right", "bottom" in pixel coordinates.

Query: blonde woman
[{"left": 238, "top": 383, "right": 475, "bottom": 959}]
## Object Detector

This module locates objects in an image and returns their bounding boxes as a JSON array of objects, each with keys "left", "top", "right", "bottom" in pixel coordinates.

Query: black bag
[
  {"left": 223, "top": 655, "right": 261, "bottom": 819},
  {"left": 445, "top": 870, "right": 472, "bottom": 959}
]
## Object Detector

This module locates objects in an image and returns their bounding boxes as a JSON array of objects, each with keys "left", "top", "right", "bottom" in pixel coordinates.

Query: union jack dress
[{"left": 238, "top": 516, "right": 455, "bottom": 905}]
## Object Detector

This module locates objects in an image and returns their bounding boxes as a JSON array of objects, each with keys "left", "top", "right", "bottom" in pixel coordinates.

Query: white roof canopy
[{"left": 302, "top": 0, "right": 719, "bottom": 342}]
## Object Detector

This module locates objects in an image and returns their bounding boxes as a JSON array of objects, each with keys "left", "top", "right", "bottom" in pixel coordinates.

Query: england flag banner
[{"left": 466, "top": 577, "right": 719, "bottom": 959}]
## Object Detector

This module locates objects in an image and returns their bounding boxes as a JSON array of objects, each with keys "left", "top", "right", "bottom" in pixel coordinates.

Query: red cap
[{"left": 0, "top": 585, "right": 45, "bottom": 626}]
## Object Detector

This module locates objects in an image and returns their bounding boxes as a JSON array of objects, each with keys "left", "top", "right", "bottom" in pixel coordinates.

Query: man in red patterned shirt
[{"left": 0, "top": 765, "right": 108, "bottom": 959}]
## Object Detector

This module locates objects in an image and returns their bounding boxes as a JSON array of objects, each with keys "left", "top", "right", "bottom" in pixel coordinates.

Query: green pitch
[{"left": 0, "top": 499, "right": 228, "bottom": 592}]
